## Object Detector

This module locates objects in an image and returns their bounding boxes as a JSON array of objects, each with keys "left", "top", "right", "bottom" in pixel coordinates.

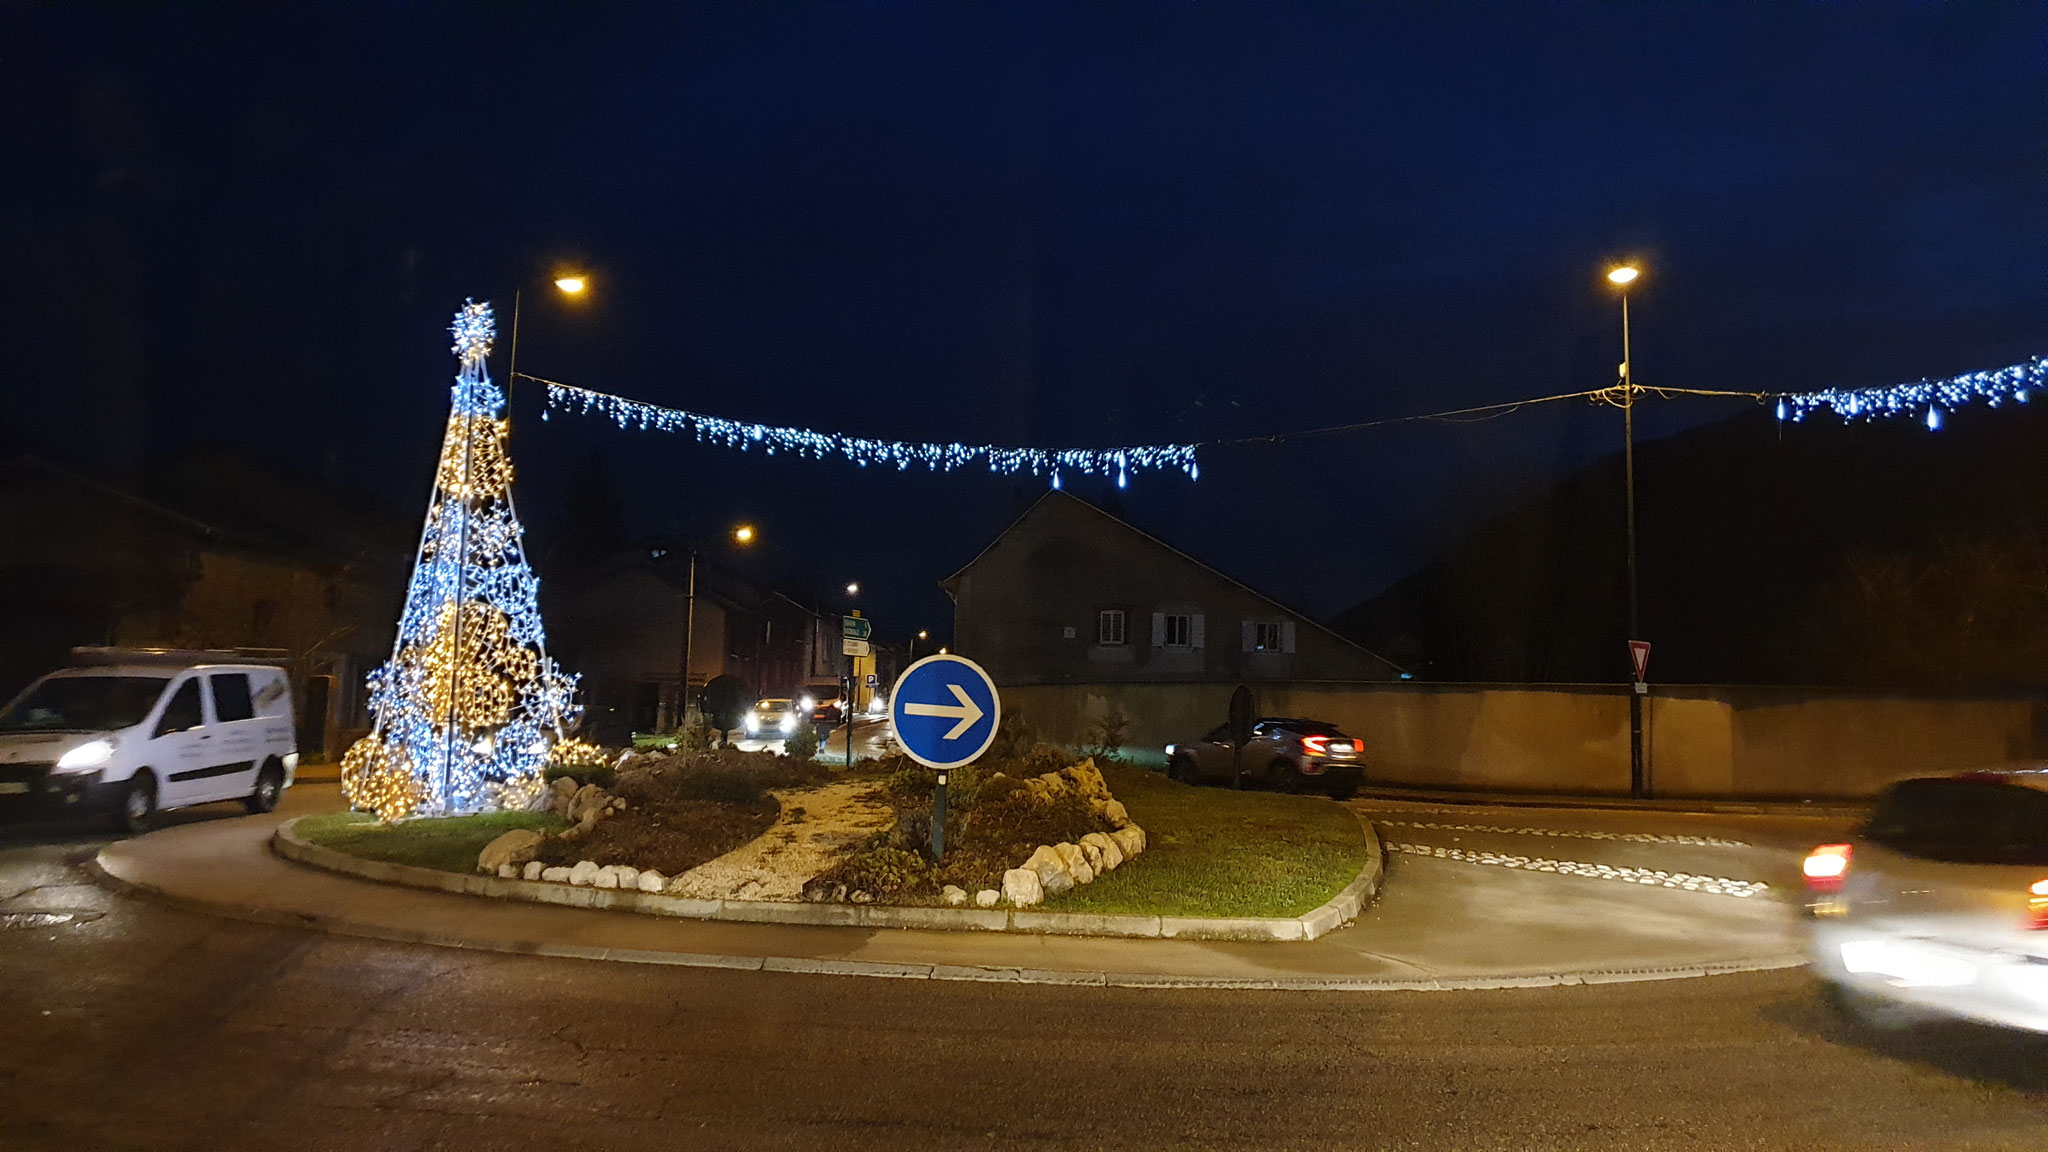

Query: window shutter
[
  {"left": 1190, "top": 614, "right": 1206, "bottom": 649},
  {"left": 1282, "top": 621, "right": 1297, "bottom": 653},
  {"left": 1152, "top": 612, "right": 1166, "bottom": 648},
  {"left": 1241, "top": 620, "right": 1255, "bottom": 652}
]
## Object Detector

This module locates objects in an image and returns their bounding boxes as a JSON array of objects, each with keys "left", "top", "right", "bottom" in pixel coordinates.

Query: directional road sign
[
  {"left": 842, "top": 615, "right": 872, "bottom": 641},
  {"left": 842, "top": 637, "right": 872, "bottom": 658},
  {"left": 889, "top": 654, "right": 1000, "bottom": 770}
]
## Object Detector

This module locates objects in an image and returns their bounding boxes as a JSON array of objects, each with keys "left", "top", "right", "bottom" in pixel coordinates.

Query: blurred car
[
  {"left": 743, "top": 698, "right": 800, "bottom": 738},
  {"left": 802, "top": 686, "right": 848, "bottom": 725},
  {"left": 1805, "top": 768, "right": 2048, "bottom": 1033},
  {"left": 1164, "top": 717, "right": 1365, "bottom": 799}
]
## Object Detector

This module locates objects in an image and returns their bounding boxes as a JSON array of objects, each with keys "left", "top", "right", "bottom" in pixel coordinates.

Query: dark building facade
[
  {"left": 943, "top": 492, "right": 1403, "bottom": 686},
  {"left": 549, "top": 549, "right": 839, "bottom": 743}
]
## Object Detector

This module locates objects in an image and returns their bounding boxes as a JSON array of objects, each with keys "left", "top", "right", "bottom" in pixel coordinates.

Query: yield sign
[{"left": 1628, "top": 640, "right": 1652, "bottom": 684}]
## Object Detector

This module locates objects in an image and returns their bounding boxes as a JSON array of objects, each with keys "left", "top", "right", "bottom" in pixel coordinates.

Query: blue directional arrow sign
[{"left": 889, "top": 654, "right": 1001, "bottom": 770}]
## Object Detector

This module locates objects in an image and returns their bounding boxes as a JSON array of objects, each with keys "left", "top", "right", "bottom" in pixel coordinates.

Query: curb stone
[
  {"left": 86, "top": 849, "right": 1803, "bottom": 990},
  {"left": 269, "top": 809, "right": 1387, "bottom": 942}
]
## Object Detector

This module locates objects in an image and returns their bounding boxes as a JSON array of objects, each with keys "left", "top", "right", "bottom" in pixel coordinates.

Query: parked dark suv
[{"left": 1166, "top": 717, "right": 1365, "bottom": 799}]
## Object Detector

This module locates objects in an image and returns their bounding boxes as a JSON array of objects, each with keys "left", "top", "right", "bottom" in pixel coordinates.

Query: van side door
[
  {"left": 148, "top": 677, "right": 212, "bottom": 808},
  {"left": 202, "top": 671, "right": 263, "bottom": 801}
]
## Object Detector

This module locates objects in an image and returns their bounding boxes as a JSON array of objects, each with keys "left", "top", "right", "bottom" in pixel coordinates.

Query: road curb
[
  {"left": 1354, "top": 787, "right": 1869, "bottom": 819},
  {"left": 269, "top": 811, "right": 1386, "bottom": 942},
  {"left": 84, "top": 847, "right": 1805, "bottom": 990}
]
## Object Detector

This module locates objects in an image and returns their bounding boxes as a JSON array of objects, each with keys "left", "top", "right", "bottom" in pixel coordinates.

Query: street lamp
[
  {"left": 1607, "top": 263, "right": 1645, "bottom": 798},
  {"left": 844, "top": 582, "right": 860, "bottom": 597},
  {"left": 504, "top": 272, "right": 590, "bottom": 406},
  {"left": 909, "top": 628, "right": 929, "bottom": 663},
  {"left": 677, "top": 522, "right": 757, "bottom": 731}
]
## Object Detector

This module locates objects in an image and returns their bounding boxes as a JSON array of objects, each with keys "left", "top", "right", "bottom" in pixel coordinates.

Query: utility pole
[{"left": 1609, "top": 266, "right": 1647, "bottom": 799}]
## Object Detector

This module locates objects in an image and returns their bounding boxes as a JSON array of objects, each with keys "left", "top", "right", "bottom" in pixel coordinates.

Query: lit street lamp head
[
  {"left": 553, "top": 275, "right": 588, "bottom": 294},
  {"left": 1607, "top": 265, "right": 1640, "bottom": 286},
  {"left": 917, "top": 630, "right": 928, "bottom": 640},
  {"left": 731, "top": 524, "right": 756, "bottom": 545},
  {"left": 845, "top": 582, "right": 860, "bottom": 596}
]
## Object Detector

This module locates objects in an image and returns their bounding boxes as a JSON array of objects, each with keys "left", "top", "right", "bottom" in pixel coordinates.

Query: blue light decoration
[
  {"left": 1778, "top": 355, "right": 2044, "bottom": 430},
  {"left": 541, "top": 380, "right": 1200, "bottom": 486},
  {"left": 341, "top": 301, "right": 579, "bottom": 820}
]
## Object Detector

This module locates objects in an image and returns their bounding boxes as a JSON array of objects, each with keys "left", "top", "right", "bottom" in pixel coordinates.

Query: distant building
[
  {"left": 549, "top": 548, "right": 840, "bottom": 743},
  {"left": 942, "top": 491, "right": 1403, "bottom": 685},
  {"left": 0, "top": 452, "right": 414, "bottom": 758}
]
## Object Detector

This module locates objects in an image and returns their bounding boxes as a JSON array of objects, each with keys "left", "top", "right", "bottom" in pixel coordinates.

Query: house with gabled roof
[{"left": 941, "top": 491, "right": 1403, "bottom": 685}]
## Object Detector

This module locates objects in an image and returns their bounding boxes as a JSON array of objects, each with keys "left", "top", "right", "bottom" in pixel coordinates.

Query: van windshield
[
  {"left": 1866, "top": 777, "right": 2048, "bottom": 866},
  {"left": 0, "top": 676, "right": 170, "bottom": 733}
]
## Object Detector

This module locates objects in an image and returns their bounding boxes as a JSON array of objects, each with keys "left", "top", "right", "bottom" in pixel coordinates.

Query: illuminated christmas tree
[{"left": 342, "top": 301, "right": 578, "bottom": 819}]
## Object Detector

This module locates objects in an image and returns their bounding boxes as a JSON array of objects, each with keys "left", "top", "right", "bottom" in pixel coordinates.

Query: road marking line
[
  {"left": 1373, "top": 818, "right": 1747, "bottom": 848},
  {"left": 1383, "top": 842, "right": 1770, "bottom": 899}
]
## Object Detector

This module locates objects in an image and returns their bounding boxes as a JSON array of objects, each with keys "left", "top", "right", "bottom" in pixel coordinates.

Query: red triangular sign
[{"left": 1628, "top": 640, "right": 1651, "bottom": 683}]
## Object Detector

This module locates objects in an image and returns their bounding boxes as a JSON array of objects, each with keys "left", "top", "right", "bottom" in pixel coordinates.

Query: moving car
[
  {"left": 0, "top": 649, "right": 297, "bottom": 834},
  {"left": 1805, "top": 768, "right": 2048, "bottom": 1033},
  {"left": 1165, "top": 717, "right": 1365, "bottom": 799},
  {"left": 803, "top": 685, "right": 848, "bottom": 726},
  {"left": 744, "top": 698, "right": 801, "bottom": 738}
]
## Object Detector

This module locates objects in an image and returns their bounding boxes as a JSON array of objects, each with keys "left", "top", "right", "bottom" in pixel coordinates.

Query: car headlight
[
  {"left": 56, "top": 739, "right": 115, "bottom": 772},
  {"left": 780, "top": 715, "right": 796, "bottom": 732},
  {"left": 798, "top": 695, "right": 815, "bottom": 711},
  {"left": 745, "top": 711, "right": 759, "bottom": 731}
]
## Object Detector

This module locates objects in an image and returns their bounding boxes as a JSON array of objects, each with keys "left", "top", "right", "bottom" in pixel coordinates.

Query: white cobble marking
[
  {"left": 1384, "top": 841, "right": 1770, "bottom": 899},
  {"left": 1372, "top": 818, "right": 1747, "bottom": 848}
]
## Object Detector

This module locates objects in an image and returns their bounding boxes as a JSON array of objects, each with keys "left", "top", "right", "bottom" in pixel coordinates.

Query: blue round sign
[{"left": 889, "top": 654, "right": 1001, "bottom": 770}]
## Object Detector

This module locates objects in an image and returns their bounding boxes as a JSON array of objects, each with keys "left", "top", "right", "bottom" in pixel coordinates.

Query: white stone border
[{"left": 270, "top": 812, "right": 1384, "bottom": 942}]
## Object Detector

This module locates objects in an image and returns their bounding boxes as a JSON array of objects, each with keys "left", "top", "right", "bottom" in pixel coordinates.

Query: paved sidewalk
[{"left": 92, "top": 784, "right": 1805, "bottom": 990}]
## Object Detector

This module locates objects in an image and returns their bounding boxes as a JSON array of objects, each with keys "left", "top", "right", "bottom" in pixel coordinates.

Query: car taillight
[
  {"left": 2027, "top": 879, "right": 2048, "bottom": 930},
  {"left": 1300, "top": 736, "right": 1328, "bottom": 756},
  {"left": 1803, "top": 844, "right": 1851, "bottom": 892}
]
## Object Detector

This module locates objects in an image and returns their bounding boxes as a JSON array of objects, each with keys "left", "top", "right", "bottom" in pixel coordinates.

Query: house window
[
  {"left": 1097, "top": 609, "right": 1128, "bottom": 646},
  {"left": 1255, "top": 622, "right": 1284, "bottom": 651},
  {"left": 1162, "top": 614, "right": 1191, "bottom": 647}
]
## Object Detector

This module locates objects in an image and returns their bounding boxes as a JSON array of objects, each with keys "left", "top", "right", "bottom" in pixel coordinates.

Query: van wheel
[
  {"left": 119, "top": 773, "right": 158, "bottom": 836},
  {"left": 1167, "top": 754, "right": 1198, "bottom": 785},
  {"left": 245, "top": 761, "right": 284, "bottom": 814}
]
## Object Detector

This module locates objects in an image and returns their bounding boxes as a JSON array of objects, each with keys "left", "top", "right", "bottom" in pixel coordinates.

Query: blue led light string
[
  {"left": 529, "top": 375, "right": 1201, "bottom": 484},
  {"left": 1777, "top": 356, "right": 2042, "bottom": 429}
]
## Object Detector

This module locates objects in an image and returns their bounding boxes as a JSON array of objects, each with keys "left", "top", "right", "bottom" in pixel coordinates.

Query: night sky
[{"left": 5, "top": 4, "right": 2043, "bottom": 644}]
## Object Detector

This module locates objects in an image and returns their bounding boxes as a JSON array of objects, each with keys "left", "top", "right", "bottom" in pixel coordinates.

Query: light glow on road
[{"left": 1384, "top": 842, "right": 1770, "bottom": 898}]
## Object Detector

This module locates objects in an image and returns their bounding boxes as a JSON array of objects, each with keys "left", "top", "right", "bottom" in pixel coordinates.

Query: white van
[{"left": 0, "top": 649, "right": 298, "bottom": 833}]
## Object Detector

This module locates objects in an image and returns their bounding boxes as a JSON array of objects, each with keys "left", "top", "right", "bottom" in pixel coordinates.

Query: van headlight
[
  {"left": 780, "top": 714, "right": 796, "bottom": 732},
  {"left": 56, "top": 740, "right": 115, "bottom": 772}
]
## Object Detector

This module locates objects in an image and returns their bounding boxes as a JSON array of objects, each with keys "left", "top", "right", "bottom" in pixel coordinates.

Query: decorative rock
[
  {"left": 1081, "top": 831, "right": 1124, "bottom": 872},
  {"left": 566, "top": 783, "right": 611, "bottom": 825},
  {"left": 496, "top": 863, "right": 518, "bottom": 879},
  {"left": 1024, "top": 845, "right": 1073, "bottom": 894},
  {"left": 1062, "top": 758, "right": 1109, "bottom": 799},
  {"left": 593, "top": 866, "right": 621, "bottom": 889},
  {"left": 1002, "top": 867, "right": 1044, "bottom": 907},
  {"left": 1104, "top": 799, "right": 1131, "bottom": 828},
  {"left": 523, "top": 860, "right": 546, "bottom": 881},
  {"left": 546, "top": 775, "right": 578, "bottom": 815},
  {"left": 1076, "top": 838, "right": 1104, "bottom": 870},
  {"left": 851, "top": 890, "right": 874, "bottom": 904},
  {"left": 568, "top": 859, "right": 601, "bottom": 887},
  {"left": 974, "top": 888, "right": 1000, "bottom": 908},
  {"left": 636, "top": 869, "right": 666, "bottom": 893},
  {"left": 1052, "top": 842, "right": 1092, "bottom": 885},
  {"left": 942, "top": 885, "right": 968, "bottom": 906},
  {"left": 800, "top": 877, "right": 848, "bottom": 903},
  {"left": 1112, "top": 824, "right": 1147, "bottom": 856},
  {"left": 540, "top": 866, "right": 572, "bottom": 883},
  {"left": 476, "top": 828, "right": 546, "bottom": 874},
  {"left": 613, "top": 865, "right": 640, "bottom": 890}
]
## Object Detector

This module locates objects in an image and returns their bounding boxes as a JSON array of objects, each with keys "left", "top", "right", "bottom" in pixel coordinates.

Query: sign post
[
  {"left": 1627, "top": 640, "right": 1651, "bottom": 798},
  {"left": 843, "top": 614, "right": 873, "bottom": 767},
  {"left": 1228, "top": 684, "right": 1255, "bottom": 791},
  {"left": 889, "top": 654, "right": 1001, "bottom": 863}
]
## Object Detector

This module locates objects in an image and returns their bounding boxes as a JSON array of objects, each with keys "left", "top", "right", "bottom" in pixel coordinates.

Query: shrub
[
  {"left": 542, "top": 761, "right": 615, "bottom": 790},
  {"left": 885, "top": 760, "right": 980, "bottom": 810},
  {"left": 981, "top": 709, "right": 1037, "bottom": 762},
  {"left": 785, "top": 720, "right": 820, "bottom": 759},
  {"left": 824, "top": 842, "right": 935, "bottom": 898},
  {"left": 1086, "top": 709, "right": 1129, "bottom": 761}
]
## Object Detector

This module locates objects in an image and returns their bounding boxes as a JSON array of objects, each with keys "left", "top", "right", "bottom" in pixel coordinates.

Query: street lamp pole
[
  {"left": 678, "top": 548, "right": 698, "bottom": 732},
  {"left": 1609, "top": 265, "right": 1646, "bottom": 799}
]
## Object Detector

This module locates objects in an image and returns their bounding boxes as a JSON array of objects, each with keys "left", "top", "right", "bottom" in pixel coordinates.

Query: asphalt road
[{"left": 7, "top": 809, "right": 2048, "bottom": 1150}]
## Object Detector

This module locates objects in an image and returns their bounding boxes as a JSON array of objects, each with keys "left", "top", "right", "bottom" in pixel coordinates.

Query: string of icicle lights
[
  {"left": 1777, "top": 355, "right": 2042, "bottom": 432},
  {"left": 536, "top": 377, "right": 1198, "bottom": 488}
]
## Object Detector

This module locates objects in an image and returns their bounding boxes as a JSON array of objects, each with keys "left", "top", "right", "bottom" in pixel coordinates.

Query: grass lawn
[
  {"left": 1046, "top": 765, "right": 1370, "bottom": 919},
  {"left": 294, "top": 810, "right": 565, "bottom": 873}
]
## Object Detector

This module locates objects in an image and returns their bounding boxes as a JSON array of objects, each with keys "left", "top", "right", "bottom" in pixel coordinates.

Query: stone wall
[{"left": 998, "top": 680, "right": 2044, "bottom": 800}]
